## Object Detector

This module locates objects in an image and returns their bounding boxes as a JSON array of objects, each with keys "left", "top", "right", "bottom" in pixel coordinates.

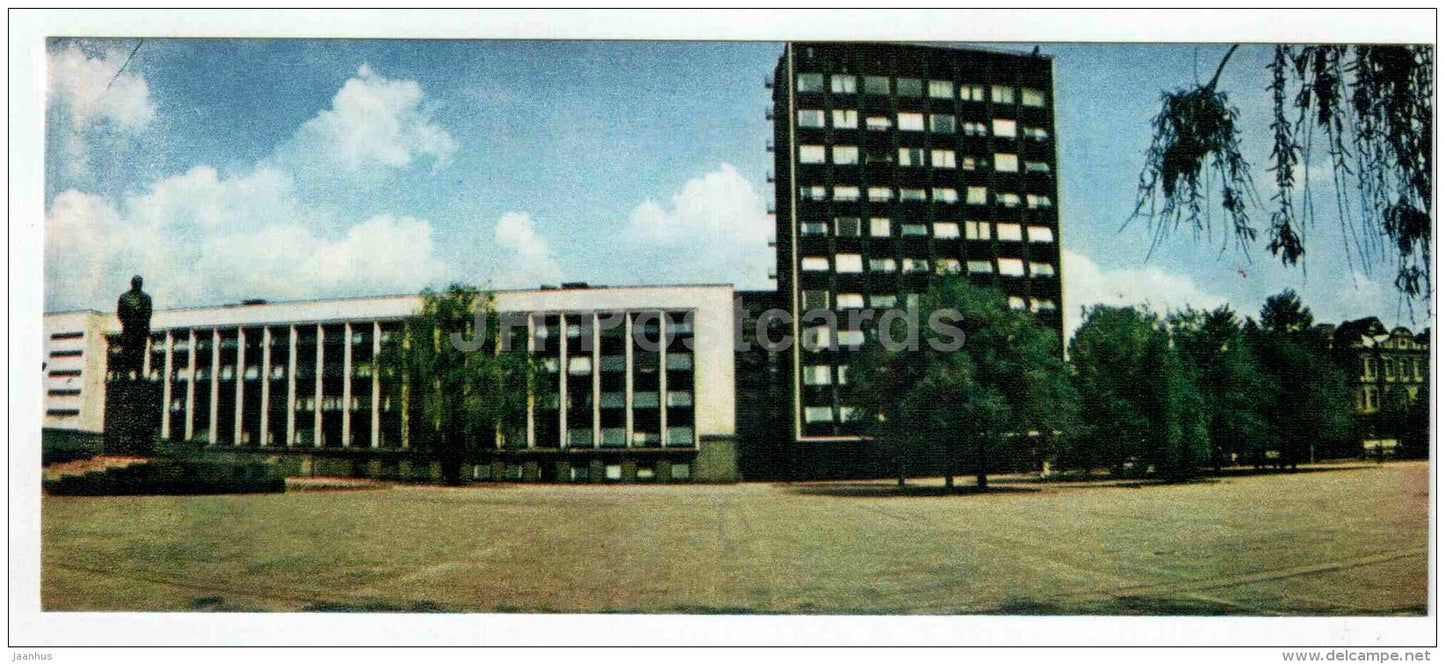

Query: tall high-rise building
[{"left": 768, "top": 42, "right": 1063, "bottom": 477}]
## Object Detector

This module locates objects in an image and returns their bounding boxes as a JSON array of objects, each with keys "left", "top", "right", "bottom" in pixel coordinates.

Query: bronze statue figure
[{"left": 115, "top": 274, "right": 152, "bottom": 377}]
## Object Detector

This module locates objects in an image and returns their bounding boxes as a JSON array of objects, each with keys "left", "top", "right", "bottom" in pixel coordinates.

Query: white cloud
[
  {"left": 624, "top": 163, "right": 772, "bottom": 288},
  {"left": 45, "top": 166, "right": 447, "bottom": 311},
  {"left": 276, "top": 63, "right": 456, "bottom": 177},
  {"left": 47, "top": 43, "right": 156, "bottom": 176},
  {"left": 1062, "top": 249, "right": 1229, "bottom": 341},
  {"left": 491, "top": 212, "right": 563, "bottom": 289}
]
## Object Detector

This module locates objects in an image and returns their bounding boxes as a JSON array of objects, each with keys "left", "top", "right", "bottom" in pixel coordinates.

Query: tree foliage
[
  {"left": 1133, "top": 44, "right": 1432, "bottom": 302},
  {"left": 383, "top": 284, "right": 534, "bottom": 485},
  {"left": 847, "top": 278, "right": 1074, "bottom": 489},
  {"left": 1066, "top": 305, "right": 1208, "bottom": 480},
  {"left": 1167, "top": 306, "right": 1275, "bottom": 470}
]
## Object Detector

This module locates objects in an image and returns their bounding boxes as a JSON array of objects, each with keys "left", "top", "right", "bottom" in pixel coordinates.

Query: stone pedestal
[{"left": 104, "top": 380, "right": 163, "bottom": 456}]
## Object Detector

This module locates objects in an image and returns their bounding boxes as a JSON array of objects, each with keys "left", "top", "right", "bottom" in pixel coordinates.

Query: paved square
[{"left": 41, "top": 461, "right": 1428, "bottom": 614}]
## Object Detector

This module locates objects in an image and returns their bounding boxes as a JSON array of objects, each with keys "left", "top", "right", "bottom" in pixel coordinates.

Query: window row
[
  {"left": 802, "top": 255, "right": 1056, "bottom": 278},
  {"left": 797, "top": 110, "right": 1049, "bottom": 139},
  {"left": 799, "top": 185, "right": 1053, "bottom": 208},
  {"left": 798, "top": 144, "right": 1048, "bottom": 173},
  {"left": 796, "top": 73, "right": 1047, "bottom": 107},
  {"left": 799, "top": 290, "right": 1055, "bottom": 314},
  {"left": 799, "top": 218, "right": 1055, "bottom": 243}
]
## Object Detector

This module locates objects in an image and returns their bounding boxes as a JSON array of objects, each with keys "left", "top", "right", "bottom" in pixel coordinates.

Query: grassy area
[{"left": 41, "top": 461, "right": 1428, "bottom": 615}]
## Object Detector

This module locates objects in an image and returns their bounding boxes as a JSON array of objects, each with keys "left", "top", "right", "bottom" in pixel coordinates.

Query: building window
[
  {"left": 833, "top": 145, "right": 859, "bottom": 165},
  {"left": 996, "top": 223, "right": 1024, "bottom": 242},
  {"left": 963, "top": 122, "right": 988, "bottom": 137},
  {"left": 900, "top": 188, "right": 927, "bottom": 202},
  {"left": 901, "top": 223, "right": 928, "bottom": 237},
  {"left": 797, "top": 73, "right": 824, "bottom": 92},
  {"left": 928, "top": 80, "right": 954, "bottom": 98},
  {"left": 863, "top": 75, "right": 890, "bottom": 95},
  {"left": 869, "top": 258, "right": 898, "bottom": 273},
  {"left": 831, "top": 74, "right": 857, "bottom": 94},
  {"left": 898, "top": 112, "right": 925, "bottom": 131},
  {"left": 832, "top": 109, "right": 858, "bottom": 128},
  {"left": 896, "top": 78, "right": 923, "bottom": 97},
  {"left": 961, "top": 156, "right": 978, "bottom": 171},
  {"left": 870, "top": 294, "right": 898, "bottom": 308},
  {"left": 931, "top": 149, "right": 956, "bottom": 169},
  {"left": 1027, "top": 194, "right": 1053, "bottom": 209},
  {"left": 960, "top": 84, "right": 986, "bottom": 101},
  {"left": 1024, "top": 126, "right": 1050, "bottom": 141},
  {"left": 802, "top": 290, "right": 829, "bottom": 311},
  {"left": 801, "top": 185, "right": 827, "bottom": 201},
  {"left": 834, "top": 186, "right": 860, "bottom": 201},
  {"left": 868, "top": 187, "right": 894, "bottom": 202},
  {"left": 998, "top": 192, "right": 1023, "bottom": 208},
  {"left": 870, "top": 217, "right": 892, "bottom": 237},
  {"left": 966, "top": 187, "right": 988, "bottom": 205},
  {"left": 804, "top": 406, "right": 834, "bottom": 423},
  {"left": 800, "top": 221, "right": 828, "bottom": 236},
  {"left": 899, "top": 147, "right": 925, "bottom": 166},
  {"left": 929, "top": 114, "right": 956, "bottom": 133},
  {"left": 1384, "top": 358, "right": 1397, "bottom": 380},
  {"left": 798, "top": 109, "right": 825, "bottom": 128},
  {"left": 836, "top": 293, "right": 865, "bottom": 309},
  {"left": 835, "top": 217, "right": 861, "bottom": 237},
  {"left": 992, "top": 118, "right": 1018, "bottom": 138},
  {"left": 994, "top": 153, "right": 1020, "bottom": 172},
  {"left": 992, "top": 85, "right": 1016, "bottom": 104},
  {"left": 802, "top": 257, "right": 830, "bottom": 271},
  {"left": 934, "top": 222, "right": 960, "bottom": 239},
  {"left": 1009, "top": 296, "right": 1028, "bottom": 310},
  {"left": 1031, "top": 298, "right": 1058, "bottom": 312},
  {"left": 998, "top": 258, "right": 1026, "bottom": 277},
  {"left": 1021, "top": 88, "right": 1046, "bottom": 107},
  {"left": 1030, "top": 262, "right": 1056, "bottom": 277},
  {"left": 965, "top": 221, "right": 991, "bottom": 240},
  {"left": 800, "top": 145, "right": 826, "bottom": 163},
  {"left": 1363, "top": 357, "right": 1377, "bottom": 380},
  {"left": 938, "top": 258, "right": 962, "bottom": 274},
  {"left": 803, "top": 365, "right": 832, "bottom": 386},
  {"left": 1024, "top": 161, "right": 1051, "bottom": 173},
  {"left": 967, "top": 260, "right": 994, "bottom": 274},
  {"left": 836, "top": 254, "right": 864, "bottom": 273},
  {"left": 1027, "top": 226, "right": 1055, "bottom": 243},
  {"left": 902, "top": 258, "right": 931, "bottom": 274},
  {"left": 932, "top": 188, "right": 959, "bottom": 204},
  {"left": 604, "top": 464, "right": 623, "bottom": 481},
  {"left": 671, "top": 463, "right": 692, "bottom": 480},
  {"left": 866, "top": 115, "right": 893, "bottom": 131}
]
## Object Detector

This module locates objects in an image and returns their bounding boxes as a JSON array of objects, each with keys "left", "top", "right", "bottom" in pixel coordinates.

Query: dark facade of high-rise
[{"left": 768, "top": 42, "right": 1064, "bottom": 478}]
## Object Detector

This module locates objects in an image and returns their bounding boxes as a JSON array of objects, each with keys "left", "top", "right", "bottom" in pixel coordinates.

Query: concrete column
[
  {"left": 260, "top": 327, "right": 272, "bottom": 446},
  {"left": 342, "top": 322, "right": 353, "bottom": 447},
  {"left": 592, "top": 312, "right": 601, "bottom": 447},
  {"left": 185, "top": 329, "right": 196, "bottom": 441},
  {"left": 160, "top": 330, "right": 173, "bottom": 439},
  {"left": 286, "top": 325, "right": 297, "bottom": 447},
  {"left": 659, "top": 313, "right": 668, "bottom": 445},
  {"left": 234, "top": 328, "right": 245, "bottom": 446},
  {"left": 624, "top": 314, "right": 633, "bottom": 447},
  {"left": 142, "top": 336, "right": 152, "bottom": 377},
  {"left": 558, "top": 315, "right": 568, "bottom": 449},
  {"left": 209, "top": 329, "right": 220, "bottom": 445},
  {"left": 371, "top": 321, "right": 381, "bottom": 448},
  {"left": 314, "top": 324, "right": 324, "bottom": 448},
  {"left": 526, "top": 314, "right": 536, "bottom": 448}
]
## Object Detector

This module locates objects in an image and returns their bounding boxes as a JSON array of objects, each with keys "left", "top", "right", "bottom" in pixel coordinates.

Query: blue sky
[{"left": 44, "top": 38, "right": 1430, "bottom": 338}]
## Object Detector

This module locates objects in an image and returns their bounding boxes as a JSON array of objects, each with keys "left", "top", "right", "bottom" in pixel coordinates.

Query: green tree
[
  {"left": 384, "top": 285, "right": 534, "bottom": 485},
  {"left": 1245, "top": 290, "right": 1354, "bottom": 467},
  {"left": 1068, "top": 305, "right": 1210, "bottom": 480},
  {"left": 848, "top": 278, "right": 1074, "bottom": 490},
  {"left": 1132, "top": 44, "right": 1432, "bottom": 301},
  {"left": 1168, "top": 306, "right": 1276, "bottom": 470}
]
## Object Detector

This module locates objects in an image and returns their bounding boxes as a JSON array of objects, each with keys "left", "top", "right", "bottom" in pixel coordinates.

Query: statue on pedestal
[{"left": 115, "top": 275, "right": 152, "bottom": 379}]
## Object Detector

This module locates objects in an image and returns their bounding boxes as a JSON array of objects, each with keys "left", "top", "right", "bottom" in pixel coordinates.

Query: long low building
[{"left": 42, "top": 284, "right": 738, "bottom": 483}]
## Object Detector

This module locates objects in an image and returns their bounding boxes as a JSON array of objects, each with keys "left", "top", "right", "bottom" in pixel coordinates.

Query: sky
[{"left": 42, "top": 38, "right": 1432, "bottom": 340}]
